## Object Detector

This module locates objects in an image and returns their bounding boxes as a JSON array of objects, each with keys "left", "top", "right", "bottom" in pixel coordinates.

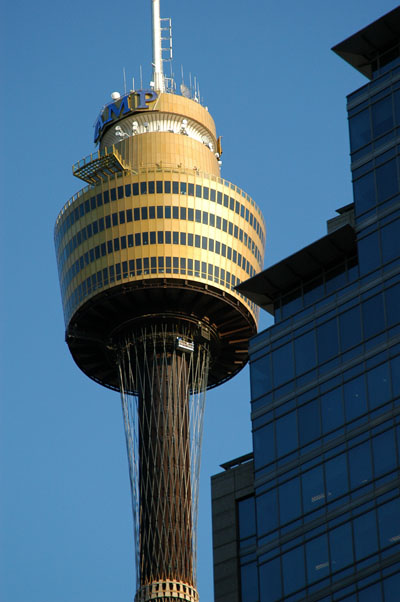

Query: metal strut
[{"left": 151, "top": 0, "right": 165, "bottom": 92}]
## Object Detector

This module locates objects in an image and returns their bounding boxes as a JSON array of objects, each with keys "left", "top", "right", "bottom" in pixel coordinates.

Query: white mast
[{"left": 151, "top": 0, "right": 165, "bottom": 92}]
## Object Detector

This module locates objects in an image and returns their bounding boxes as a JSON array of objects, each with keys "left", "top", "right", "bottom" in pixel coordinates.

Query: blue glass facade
[{"left": 212, "top": 9, "right": 400, "bottom": 602}]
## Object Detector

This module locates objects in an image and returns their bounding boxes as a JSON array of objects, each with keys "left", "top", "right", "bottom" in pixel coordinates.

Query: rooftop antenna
[
  {"left": 180, "top": 65, "right": 190, "bottom": 98},
  {"left": 123, "top": 67, "right": 127, "bottom": 94},
  {"left": 151, "top": 0, "right": 165, "bottom": 92},
  {"left": 140, "top": 65, "right": 143, "bottom": 89}
]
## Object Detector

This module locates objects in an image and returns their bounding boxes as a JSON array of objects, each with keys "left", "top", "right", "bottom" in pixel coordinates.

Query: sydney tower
[{"left": 54, "top": 1, "right": 265, "bottom": 600}]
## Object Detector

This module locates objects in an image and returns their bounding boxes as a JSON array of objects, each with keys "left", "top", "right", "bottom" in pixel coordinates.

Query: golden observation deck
[{"left": 55, "top": 91, "right": 266, "bottom": 390}]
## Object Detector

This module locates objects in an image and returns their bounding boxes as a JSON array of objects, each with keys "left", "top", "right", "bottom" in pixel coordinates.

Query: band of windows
[
  {"left": 63, "top": 258, "right": 257, "bottom": 324},
  {"left": 59, "top": 227, "right": 258, "bottom": 298},
  {"left": 56, "top": 205, "right": 263, "bottom": 282},
  {"left": 55, "top": 180, "right": 266, "bottom": 250},
  {"left": 254, "top": 486, "right": 400, "bottom": 600}
]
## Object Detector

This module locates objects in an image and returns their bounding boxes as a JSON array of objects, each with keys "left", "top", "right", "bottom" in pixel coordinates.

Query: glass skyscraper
[{"left": 212, "top": 8, "right": 400, "bottom": 602}]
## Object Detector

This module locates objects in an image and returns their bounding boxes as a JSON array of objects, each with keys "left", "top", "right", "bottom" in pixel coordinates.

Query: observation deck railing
[{"left": 72, "top": 145, "right": 129, "bottom": 185}]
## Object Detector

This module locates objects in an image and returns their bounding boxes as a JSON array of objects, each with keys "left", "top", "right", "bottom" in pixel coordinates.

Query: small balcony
[{"left": 72, "top": 146, "right": 130, "bottom": 184}]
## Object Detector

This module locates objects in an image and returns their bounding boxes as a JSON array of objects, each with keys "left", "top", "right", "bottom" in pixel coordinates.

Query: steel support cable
[{"left": 117, "top": 324, "right": 210, "bottom": 594}]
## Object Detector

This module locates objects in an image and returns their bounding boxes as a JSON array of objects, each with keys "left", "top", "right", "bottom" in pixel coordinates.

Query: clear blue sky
[{"left": 1, "top": 1, "right": 398, "bottom": 601}]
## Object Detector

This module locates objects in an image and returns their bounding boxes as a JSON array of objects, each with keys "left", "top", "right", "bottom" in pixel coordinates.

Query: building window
[
  {"left": 349, "top": 108, "right": 371, "bottom": 152},
  {"left": 237, "top": 496, "right": 256, "bottom": 543},
  {"left": 372, "top": 96, "right": 394, "bottom": 138}
]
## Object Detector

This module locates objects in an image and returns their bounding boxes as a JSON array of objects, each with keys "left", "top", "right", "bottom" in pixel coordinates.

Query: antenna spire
[{"left": 151, "top": 0, "right": 165, "bottom": 92}]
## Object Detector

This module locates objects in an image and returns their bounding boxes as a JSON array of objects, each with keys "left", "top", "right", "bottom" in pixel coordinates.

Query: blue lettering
[
  {"left": 103, "top": 94, "right": 130, "bottom": 125},
  {"left": 94, "top": 116, "right": 103, "bottom": 142},
  {"left": 93, "top": 90, "right": 158, "bottom": 143},
  {"left": 137, "top": 89, "right": 158, "bottom": 109}
]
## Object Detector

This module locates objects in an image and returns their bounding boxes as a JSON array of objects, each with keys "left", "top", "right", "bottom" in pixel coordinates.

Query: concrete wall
[{"left": 211, "top": 457, "right": 254, "bottom": 602}]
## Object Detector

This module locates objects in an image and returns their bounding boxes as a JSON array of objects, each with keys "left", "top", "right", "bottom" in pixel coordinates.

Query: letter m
[{"left": 107, "top": 95, "right": 130, "bottom": 120}]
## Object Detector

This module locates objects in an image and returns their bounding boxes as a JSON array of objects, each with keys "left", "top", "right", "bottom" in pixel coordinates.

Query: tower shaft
[
  {"left": 117, "top": 323, "right": 211, "bottom": 601},
  {"left": 138, "top": 344, "right": 192, "bottom": 584}
]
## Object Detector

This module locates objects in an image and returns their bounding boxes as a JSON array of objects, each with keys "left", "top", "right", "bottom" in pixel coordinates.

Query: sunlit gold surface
[
  {"left": 55, "top": 169, "right": 265, "bottom": 327},
  {"left": 114, "top": 133, "right": 220, "bottom": 176}
]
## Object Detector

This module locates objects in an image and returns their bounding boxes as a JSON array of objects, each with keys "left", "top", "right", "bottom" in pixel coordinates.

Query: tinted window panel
[
  {"left": 348, "top": 441, "right": 372, "bottom": 490},
  {"left": 240, "top": 563, "right": 258, "bottom": 602},
  {"left": 257, "top": 489, "right": 278, "bottom": 536},
  {"left": 272, "top": 342, "right": 294, "bottom": 387},
  {"left": 329, "top": 522, "right": 353, "bottom": 571},
  {"left": 282, "top": 546, "right": 305, "bottom": 595},
  {"left": 349, "top": 109, "right": 371, "bottom": 151},
  {"left": 372, "top": 96, "right": 393, "bottom": 138},
  {"left": 383, "top": 571, "right": 400, "bottom": 602},
  {"left": 395, "top": 89, "right": 400, "bottom": 124},
  {"left": 353, "top": 171, "right": 376, "bottom": 215},
  {"left": 254, "top": 423, "right": 274, "bottom": 470},
  {"left": 373, "top": 430, "right": 396, "bottom": 477},
  {"left": 381, "top": 218, "right": 400, "bottom": 264},
  {"left": 367, "top": 363, "right": 390, "bottom": 410},
  {"left": 385, "top": 283, "right": 400, "bottom": 326},
  {"left": 259, "top": 558, "right": 282, "bottom": 602},
  {"left": 392, "top": 360, "right": 400, "bottom": 410},
  {"left": 281, "top": 289, "right": 303, "bottom": 319},
  {"left": 358, "top": 232, "right": 381, "bottom": 275},
  {"left": 302, "top": 465, "right": 324, "bottom": 513},
  {"left": 238, "top": 497, "right": 256, "bottom": 539},
  {"left": 353, "top": 509, "right": 378, "bottom": 560},
  {"left": 294, "top": 331, "right": 316, "bottom": 375},
  {"left": 250, "top": 354, "right": 272, "bottom": 398},
  {"left": 343, "top": 375, "right": 367, "bottom": 420},
  {"left": 340, "top": 306, "right": 362, "bottom": 351},
  {"left": 276, "top": 411, "right": 298, "bottom": 457},
  {"left": 279, "top": 478, "right": 301, "bottom": 524},
  {"left": 304, "top": 276, "right": 323, "bottom": 305},
  {"left": 362, "top": 293, "right": 385, "bottom": 339},
  {"left": 317, "top": 319, "right": 339, "bottom": 363},
  {"left": 298, "top": 400, "right": 320, "bottom": 446},
  {"left": 376, "top": 159, "right": 398, "bottom": 202},
  {"left": 326, "top": 263, "right": 347, "bottom": 293},
  {"left": 321, "top": 388, "right": 344, "bottom": 434},
  {"left": 358, "top": 582, "right": 382, "bottom": 602},
  {"left": 306, "top": 533, "right": 329, "bottom": 583}
]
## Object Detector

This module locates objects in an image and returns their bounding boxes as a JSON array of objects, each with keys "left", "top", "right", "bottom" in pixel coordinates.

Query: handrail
[{"left": 56, "top": 161, "right": 265, "bottom": 228}]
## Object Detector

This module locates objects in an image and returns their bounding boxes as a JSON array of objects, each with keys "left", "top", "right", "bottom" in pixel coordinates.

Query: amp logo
[{"left": 94, "top": 90, "right": 158, "bottom": 142}]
